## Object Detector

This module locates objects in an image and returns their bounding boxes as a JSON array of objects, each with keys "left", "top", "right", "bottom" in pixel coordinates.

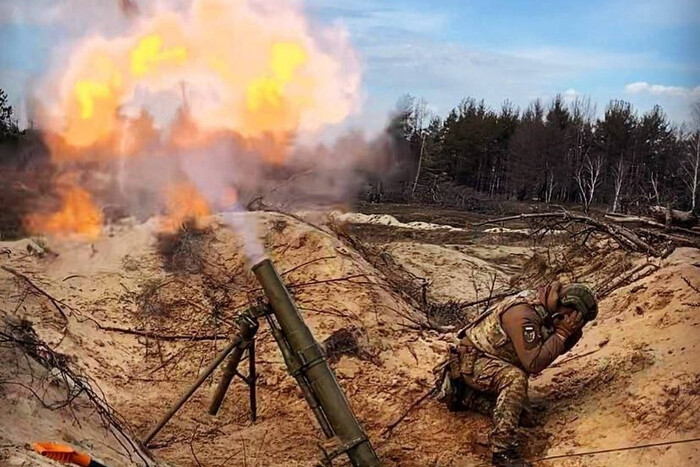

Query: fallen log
[
  {"left": 605, "top": 214, "right": 700, "bottom": 237},
  {"left": 649, "top": 206, "right": 697, "bottom": 227},
  {"left": 474, "top": 211, "right": 661, "bottom": 256},
  {"left": 637, "top": 229, "right": 700, "bottom": 250}
]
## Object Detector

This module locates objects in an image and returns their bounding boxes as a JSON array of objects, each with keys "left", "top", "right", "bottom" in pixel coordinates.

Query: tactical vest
[{"left": 460, "top": 290, "right": 554, "bottom": 369}]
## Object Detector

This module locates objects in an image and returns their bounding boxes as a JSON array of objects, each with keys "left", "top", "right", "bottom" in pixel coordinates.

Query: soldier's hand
[{"left": 555, "top": 310, "right": 584, "bottom": 339}]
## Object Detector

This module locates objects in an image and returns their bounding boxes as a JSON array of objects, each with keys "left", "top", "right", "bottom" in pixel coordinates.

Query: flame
[
  {"left": 26, "top": 187, "right": 103, "bottom": 239},
  {"left": 62, "top": 54, "right": 124, "bottom": 148},
  {"left": 130, "top": 35, "right": 188, "bottom": 78},
  {"left": 30, "top": 0, "right": 361, "bottom": 237},
  {"left": 42, "top": 0, "right": 359, "bottom": 156},
  {"left": 246, "top": 42, "right": 307, "bottom": 112},
  {"left": 161, "top": 181, "right": 211, "bottom": 232}
]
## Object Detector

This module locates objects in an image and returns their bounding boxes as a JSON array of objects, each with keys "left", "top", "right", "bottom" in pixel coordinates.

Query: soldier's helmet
[{"left": 559, "top": 283, "right": 598, "bottom": 321}]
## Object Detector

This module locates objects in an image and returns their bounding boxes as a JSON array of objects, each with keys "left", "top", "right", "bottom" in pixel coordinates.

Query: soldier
[{"left": 437, "top": 282, "right": 598, "bottom": 467}]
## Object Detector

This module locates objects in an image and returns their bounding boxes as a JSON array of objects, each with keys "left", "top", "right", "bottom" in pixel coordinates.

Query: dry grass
[{"left": 156, "top": 219, "right": 213, "bottom": 274}]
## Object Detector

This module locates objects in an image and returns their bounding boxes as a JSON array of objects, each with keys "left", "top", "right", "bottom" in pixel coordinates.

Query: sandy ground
[{"left": 1, "top": 209, "right": 699, "bottom": 466}]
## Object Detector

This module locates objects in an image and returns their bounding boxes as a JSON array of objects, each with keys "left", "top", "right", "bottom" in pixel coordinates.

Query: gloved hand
[{"left": 554, "top": 310, "right": 584, "bottom": 340}]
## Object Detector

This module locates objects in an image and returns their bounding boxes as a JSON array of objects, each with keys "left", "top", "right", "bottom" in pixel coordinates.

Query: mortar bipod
[
  {"left": 142, "top": 304, "right": 268, "bottom": 446},
  {"left": 208, "top": 312, "right": 260, "bottom": 419}
]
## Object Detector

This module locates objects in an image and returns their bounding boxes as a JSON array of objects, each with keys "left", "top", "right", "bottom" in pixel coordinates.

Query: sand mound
[
  {"left": 0, "top": 212, "right": 443, "bottom": 467},
  {"left": 331, "top": 211, "right": 466, "bottom": 232},
  {"left": 1, "top": 212, "right": 698, "bottom": 466}
]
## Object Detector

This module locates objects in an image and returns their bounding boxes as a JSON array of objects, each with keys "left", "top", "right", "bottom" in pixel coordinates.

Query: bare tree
[
  {"left": 544, "top": 168, "right": 555, "bottom": 203},
  {"left": 569, "top": 97, "right": 598, "bottom": 212},
  {"left": 569, "top": 96, "right": 597, "bottom": 128},
  {"left": 611, "top": 156, "right": 628, "bottom": 213},
  {"left": 649, "top": 171, "right": 661, "bottom": 204},
  {"left": 681, "top": 101, "right": 700, "bottom": 212},
  {"left": 574, "top": 154, "right": 603, "bottom": 213},
  {"left": 411, "top": 98, "right": 430, "bottom": 196}
]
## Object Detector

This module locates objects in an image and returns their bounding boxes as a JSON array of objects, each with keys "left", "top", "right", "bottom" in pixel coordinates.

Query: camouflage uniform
[
  {"left": 453, "top": 290, "right": 554, "bottom": 454},
  {"left": 459, "top": 353, "right": 528, "bottom": 452}
]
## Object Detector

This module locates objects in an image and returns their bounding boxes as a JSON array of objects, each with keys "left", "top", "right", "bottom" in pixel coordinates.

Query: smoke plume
[{"left": 22, "top": 0, "right": 388, "bottom": 249}]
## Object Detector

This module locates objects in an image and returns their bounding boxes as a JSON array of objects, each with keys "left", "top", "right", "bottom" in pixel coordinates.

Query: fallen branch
[
  {"left": 549, "top": 348, "right": 602, "bottom": 369},
  {"left": 281, "top": 255, "right": 336, "bottom": 277},
  {"left": 475, "top": 212, "right": 660, "bottom": 256},
  {"left": 287, "top": 273, "right": 372, "bottom": 289},
  {"left": 637, "top": 228, "right": 700, "bottom": 249},
  {"left": 97, "top": 325, "right": 228, "bottom": 342},
  {"left": 2, "top": 266, "right": 70, "bottom": 321},
  {"left": 535, "top": 436, "right": 700, "bottom": 462},
  {"left": 474, "top": 212, "right": 570, "bottom": 227},
  {"left": 682, "top": 276, "right": 700, "bottom": 295},
  {"left": 605, "top": 214, "right": 700, "bottom": 236},
  {"left": 381, "top": 387, "right": 436, "bottom": 438},
  {"left": 596, "top": 262, "right": 659, "bottom": 298}
]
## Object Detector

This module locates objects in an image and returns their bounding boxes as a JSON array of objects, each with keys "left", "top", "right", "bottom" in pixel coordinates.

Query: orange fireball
[
  {"left": 26, "top": 187, "right": 103, "bottom": 239},
  {"left": 29, "top": 0, "right": 361, "bottom": 238},
  {"left": 160, "top": 181, "right": 211, "bottom": 232}
]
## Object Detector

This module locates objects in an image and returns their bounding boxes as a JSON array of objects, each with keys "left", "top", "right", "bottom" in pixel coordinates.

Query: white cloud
[
  {"left": 509, "top": 47, "right": 655, "bottom": 71},
  {"left": 625, "top": 81, "right": 700, "bottom": 98}
]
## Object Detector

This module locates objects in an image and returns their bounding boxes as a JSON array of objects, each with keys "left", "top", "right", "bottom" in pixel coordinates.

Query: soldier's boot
[
  {"left": 446, "top": 378, "right": 472, "bottom": 412},
  {"left": 471, "top": 393, "right": 495, "bottom": 416},
  {"left": 491, "top": 450, "right": 532, "bottom": 467},
  {"left": 518, "top": 405, "right": 538, "bottom": 428}
]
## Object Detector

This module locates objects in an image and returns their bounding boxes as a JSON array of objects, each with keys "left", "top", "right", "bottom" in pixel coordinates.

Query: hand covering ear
[{"left": 543, "top": 280, "right": 561, "bottom": 314}]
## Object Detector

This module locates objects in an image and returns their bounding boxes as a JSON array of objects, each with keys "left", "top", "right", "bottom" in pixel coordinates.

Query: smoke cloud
[{"left": 18, "top": 0, "right": 397, "bottom": 248}]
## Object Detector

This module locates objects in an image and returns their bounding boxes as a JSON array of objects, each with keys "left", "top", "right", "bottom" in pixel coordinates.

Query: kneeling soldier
[{"left": 438, "top": 282, "right": 597, "bottom": 467}]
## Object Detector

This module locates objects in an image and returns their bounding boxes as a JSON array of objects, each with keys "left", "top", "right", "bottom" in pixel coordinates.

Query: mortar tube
[
  {"left": 266, "top": 314, "right": 334, "bottom": 438},
  {"left": 252, "top": 259, "right": 380, "bottom": 467}
]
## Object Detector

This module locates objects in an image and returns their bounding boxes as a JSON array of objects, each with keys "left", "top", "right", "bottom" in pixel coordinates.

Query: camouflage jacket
[{"left": 458, "top": 290, "right": 555, "bottom": 369}]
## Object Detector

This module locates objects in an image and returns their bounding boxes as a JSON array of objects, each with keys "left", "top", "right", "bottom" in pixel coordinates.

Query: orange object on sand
[{"left": 32, "top": 442, "right": 106, "bottom": 467}]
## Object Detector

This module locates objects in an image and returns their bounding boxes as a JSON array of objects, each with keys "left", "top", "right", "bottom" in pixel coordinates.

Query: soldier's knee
[{"left": 499, "top": 367, "right": 528, "bottom": 393}]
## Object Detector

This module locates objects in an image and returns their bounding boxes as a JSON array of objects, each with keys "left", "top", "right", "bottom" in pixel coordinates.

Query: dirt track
[{"left": 1, "top": 208, "right": 699, "bottom": 466}]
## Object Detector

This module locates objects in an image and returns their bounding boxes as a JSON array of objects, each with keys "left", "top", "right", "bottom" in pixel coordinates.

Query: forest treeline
[
  {"left": 2, "top": 87, "right": 699, "bottom": 217},
  {"left": 386, "top": 94, "right": 700, "bottom": 215}
]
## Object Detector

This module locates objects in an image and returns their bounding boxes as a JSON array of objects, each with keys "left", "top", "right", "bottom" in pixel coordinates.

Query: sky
[{"left": 1, "top": 0, "right": 698, "bottom": 133}]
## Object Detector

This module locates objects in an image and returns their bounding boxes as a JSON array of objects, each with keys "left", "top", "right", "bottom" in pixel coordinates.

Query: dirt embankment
[{"left": 1, "top": 210, "right": 698, "bottom": 466}]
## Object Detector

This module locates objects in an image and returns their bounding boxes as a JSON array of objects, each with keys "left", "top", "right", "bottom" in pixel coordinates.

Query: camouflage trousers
[{"left": 459, "top": 354, "right": 529, "bottom": 454}]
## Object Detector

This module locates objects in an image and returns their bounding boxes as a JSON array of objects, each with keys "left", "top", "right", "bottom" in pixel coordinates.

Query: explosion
[
  {"left": 26, "top": 187, "right": 103, "bottom": 239},
  {"left": 28, "top": 0, "right": 361, "bottom": 238},
  {"left": 161, "top": 181, "right": 211, "bottom": 232}
]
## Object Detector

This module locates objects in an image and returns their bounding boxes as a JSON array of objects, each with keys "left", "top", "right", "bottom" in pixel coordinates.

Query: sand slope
[{"left": 1, "top": 213, "right": 698, "bottom": 466}]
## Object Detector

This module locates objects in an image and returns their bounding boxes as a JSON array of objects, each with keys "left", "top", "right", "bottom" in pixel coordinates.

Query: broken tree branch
[
  {"left": 474, "top": 211, "right": 661, "bottom": 256},
  {"left": 596, "top": 262, "right": 659, "bottom": 298},
  {"left": 1, "top": 266, "right": 70, "bottom": 321},
  {"left": 381, "top": 387, "right": 436, "bottom": 438},
  {"left": 96, "top": 325, "right": 228, "bottom": 341}
]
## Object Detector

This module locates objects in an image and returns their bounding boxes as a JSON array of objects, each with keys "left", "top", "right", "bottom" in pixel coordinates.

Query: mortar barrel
[
  {"left": 252, "top": 258, "right": 380, "bottom": 467},
  {"left": 267, "top": 315, "right": 335, "bottom": 438}
]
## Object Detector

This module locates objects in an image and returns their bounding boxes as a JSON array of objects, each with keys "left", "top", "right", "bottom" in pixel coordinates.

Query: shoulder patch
[{"left": 523, "top": 325, "right": 538, "bottom": 344}]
